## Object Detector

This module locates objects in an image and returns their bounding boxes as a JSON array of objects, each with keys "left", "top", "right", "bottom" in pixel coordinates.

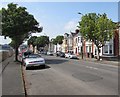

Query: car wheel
[{"left": 25, "top": 66, "right": 28, "bottom": 70}]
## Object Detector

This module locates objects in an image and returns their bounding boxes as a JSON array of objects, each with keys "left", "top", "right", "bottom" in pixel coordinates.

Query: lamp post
[
  {"left": 78, "top": 12, "right": 84, "bottom": 59},
  {"left": 118, "top": 23, "right": 120, "bottom": 59}
]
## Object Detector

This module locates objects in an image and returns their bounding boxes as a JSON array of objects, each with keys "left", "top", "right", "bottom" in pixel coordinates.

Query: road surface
[{"left": 23, "top": 55, "right": 118, "bottom": 95}]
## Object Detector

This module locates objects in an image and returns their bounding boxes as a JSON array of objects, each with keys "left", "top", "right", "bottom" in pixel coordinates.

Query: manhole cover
[{"left": 72, "top": 72, "right": 103, "bottom": 82}]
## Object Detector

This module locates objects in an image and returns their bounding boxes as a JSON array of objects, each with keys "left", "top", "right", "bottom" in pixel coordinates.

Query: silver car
[{"left": 23, "top": 54, "right": 45, "bottom": 69}]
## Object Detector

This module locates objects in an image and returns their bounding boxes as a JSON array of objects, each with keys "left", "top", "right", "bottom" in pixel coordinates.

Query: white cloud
[
  {"left": 0, "top": 36, "right": 11, "bottom": 44},
  {"left": 64, "top": 20, "right": 78, "bottom": 32}
]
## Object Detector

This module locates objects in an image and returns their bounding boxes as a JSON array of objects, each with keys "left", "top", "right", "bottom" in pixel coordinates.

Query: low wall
[{"left": 0, "top": 50, "right": 14, "bottom": 62}]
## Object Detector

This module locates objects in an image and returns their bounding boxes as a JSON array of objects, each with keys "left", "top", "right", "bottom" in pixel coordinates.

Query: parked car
[
  {"left": 59, "top": 52, "right": 65, "bottom": 57},
  {"left": 65, "top": 53, "right": 78, "bottom": 59},
  {"left": 56, "top": 51, "right": 61, "bottom": 56},
  {"left": 40, "top": 51, "right": 47, "bottom": 55},
  {"left": 47, "top": 51, "right": 54, "bottom": 56},
  {"left": 23, "top": 54, "right": 45, "bottom": 69},
  {"left": 56, "top": 51, "right": 65, "bottom": 57},
  {"left": 20, "top": 50, "right": 33, "bottom": 63}
]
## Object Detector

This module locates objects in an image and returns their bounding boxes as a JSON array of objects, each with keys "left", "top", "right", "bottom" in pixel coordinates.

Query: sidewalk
[
  {"left": 78, "top": 56, "right": 119, "bottom": 66},
  {"left": 1, "top": 55, "right": 25, "bottom": 96}
]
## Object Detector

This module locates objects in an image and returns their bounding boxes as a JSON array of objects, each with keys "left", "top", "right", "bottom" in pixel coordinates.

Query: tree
[
  {"left": 78, "top": 13, "right": 116, "bottom": 60},
  {"left": 1, "top": 3, "right": 42, "bottom": 61},
  {"left": 52, "top": 38, "right": 57, "bottom": 45},
  {"left": 55, "top": 35, "right": 64, "bottom": 44},
  {"left": 28, "top": 36, "right": 37, "bottom": 53},
  {"left": 9, "top": 40, "right": 16, "bottom": 49},
  {"left": 35, "top": 36, "right": 49, "bottom": 51},
  {"left": 52, "top": 35, "right": 64, "bottom": 52}
]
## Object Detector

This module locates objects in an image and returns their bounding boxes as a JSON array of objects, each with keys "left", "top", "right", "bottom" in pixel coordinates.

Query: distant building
[
  {"left": 62, "top": 33, "right": 69, "bottom": 53},
  {"left": 73, "top": 30, "right": 82, "bottom": 55},
  {"left": 48, "top": 40, "right": 54, "bottom": 52}
]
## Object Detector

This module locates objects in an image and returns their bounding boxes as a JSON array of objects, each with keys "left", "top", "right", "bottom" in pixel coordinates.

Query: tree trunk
[{"left": 15, "top": 45, "right": 19, "bottom": 61}]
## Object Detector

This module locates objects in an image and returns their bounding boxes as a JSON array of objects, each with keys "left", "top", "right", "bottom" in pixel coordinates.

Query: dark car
[
  {"left": 56, "top": 51, "right": 61, "bottom": 56},
  {"left": 56, "top": 51, "right": 65, "bottom": 57},
  {"left": 59, "top": 52, "right": 65, "bottom": 57}
]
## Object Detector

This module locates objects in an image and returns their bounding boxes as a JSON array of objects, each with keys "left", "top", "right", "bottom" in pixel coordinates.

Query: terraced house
[{"left": 61, "top": 28, "right": 119, "bottom": 60}]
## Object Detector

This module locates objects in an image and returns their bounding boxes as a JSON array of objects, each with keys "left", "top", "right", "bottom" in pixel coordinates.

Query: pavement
[
  {"left": 78, "top": 56, "right": 119, "bottom": 66},
  {"left": 1, "top": 55, "right": 25, "bottom": 97}
]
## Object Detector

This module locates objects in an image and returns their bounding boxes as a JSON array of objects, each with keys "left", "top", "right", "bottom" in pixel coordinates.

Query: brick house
[{"left": 114, "top": 29, "right": 119, "bottom": 56}]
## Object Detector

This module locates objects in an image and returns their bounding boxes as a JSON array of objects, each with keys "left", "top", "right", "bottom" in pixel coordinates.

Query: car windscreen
[
  {"left": 26, "top": 54, "right": 41, "bottom": 58},
  {"left": 23, "top": 51, "right": 33, "bottom": 56}
]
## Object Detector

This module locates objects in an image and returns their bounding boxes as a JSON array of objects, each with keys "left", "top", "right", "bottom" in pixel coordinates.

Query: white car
[
  {"left": 47, "top": 51, "right": 53, "bottom": 56},
  {"left": 65, "top": 53, "right": 78, "bottom": 59},
  {"left": 23, "top": 54, "right": 45, "bottom": 69}
]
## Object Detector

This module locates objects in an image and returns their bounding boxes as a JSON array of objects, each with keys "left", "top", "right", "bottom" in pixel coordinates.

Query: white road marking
[{"left": 86, "top": 66, "right": 98, "bottom": 70}]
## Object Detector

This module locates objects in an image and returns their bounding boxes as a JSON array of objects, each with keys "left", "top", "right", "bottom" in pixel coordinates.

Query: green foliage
[
  {"left": 9, "top": 40, "right": 15, "bottom": 48},
  {"left": 1, "top": 3, "right": 42, "bottom": 42},
  {"left": 35, "top": 36, "right": 49, "bottom": 47},
  {"left": 28, "top": 36, "right": 37, "bottom": 47},
  {"left": 52, "top": 38, "right": 57, "bottom": 45},
  {"left": 52, "top": 35, "right": 64, "bottom": 45},
  {"left": 78, "top": 13, "right": 116, "bottom": 48},
  {"left": 1, "top": 3, "right": 42, "bottom": 61}
]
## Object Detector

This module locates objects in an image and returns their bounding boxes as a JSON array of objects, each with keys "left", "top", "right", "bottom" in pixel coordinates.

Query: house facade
[
  {"left": 73, "top": 31, "right": 82, "bottom": 55},
  {"left": 48, "top": 28, "right": 119, "bottom": 60}
]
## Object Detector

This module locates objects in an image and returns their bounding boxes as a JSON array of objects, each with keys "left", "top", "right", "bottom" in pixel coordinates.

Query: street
[{"left": 23, "top": 55, "right": 118, "bottom": 95}]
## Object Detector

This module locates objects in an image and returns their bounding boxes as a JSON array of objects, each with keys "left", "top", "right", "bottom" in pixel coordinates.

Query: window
[
  {"left": 89, "top": 46, "right": 91, "bottom": 53},
  {"left": 109, "top": 45, "right": 112, "bottom": 54},
  {"left": 78, "top": 37, "right": 81, "bottom": 43},
  {"left": 78, "top": 46, "right": 81, "bottom": 53},
  {"left": 95, "top": 48, "right": 97, "bottom": 55},
  {"left": 104, "top": 45, "right": 108, "bottom": 53},
  {"left": 86, "top": 46, "right": 89, "bottom": 53}
]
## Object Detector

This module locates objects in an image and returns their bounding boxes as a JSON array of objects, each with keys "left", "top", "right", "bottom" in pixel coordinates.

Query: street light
[{"left": 78, "top": 12, "right": 84, "bottom": 59}]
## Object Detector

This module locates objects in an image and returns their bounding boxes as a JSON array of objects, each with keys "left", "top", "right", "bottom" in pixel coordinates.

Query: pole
[
  {"left": 81, "top": 37, "right": 83, "bottom": 59},
  {"left": 78, "top": 12, "right": 84, "bottom": 59}
]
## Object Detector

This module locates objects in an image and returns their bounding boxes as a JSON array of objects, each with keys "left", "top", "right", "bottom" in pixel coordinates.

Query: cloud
[
  {"left": 0, "top": 36, "right": 11, "bottom": 44},
  {"left": 64, "top": 20, "right": 78, "bottom": 32}
]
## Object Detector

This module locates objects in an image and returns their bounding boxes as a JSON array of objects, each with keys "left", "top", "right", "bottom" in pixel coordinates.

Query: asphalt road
[{"left": 23, "top": 55, "right": 118, "bottom": 95}]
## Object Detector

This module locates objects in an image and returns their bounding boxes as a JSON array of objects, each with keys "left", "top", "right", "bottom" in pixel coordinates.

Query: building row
[{"left": 49, "top": 29, "right": 119, "bottom": 59}]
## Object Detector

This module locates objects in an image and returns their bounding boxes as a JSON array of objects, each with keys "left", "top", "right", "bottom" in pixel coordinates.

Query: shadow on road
[
  {"left": 26, "top": 65, "right": 50, "bottom": 70},
  {"left": 45, "top": 58, "right": 68, "bottom": 65}
]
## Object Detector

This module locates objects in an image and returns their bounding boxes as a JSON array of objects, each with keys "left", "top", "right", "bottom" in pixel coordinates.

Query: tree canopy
[
  {"left": 52, "top": 35, "right": 64, "bottom": 45},
  {"left": 28, "top": 36, "right": 37, "bottom": 47},
  {"left": 28, "top": 36, "right": 49, "bottom": 51},
  {"left": 35, "top": 36, "right": 49, "bottom": 47},
  {"left": 1, "top": 3, "right": 42, "bottom": 61},
  {"left": 9, "top": 40, "right": 16, "bottom": 48},
  {"left": 78, "top": 13, "right": 116, "bottom": 60}
]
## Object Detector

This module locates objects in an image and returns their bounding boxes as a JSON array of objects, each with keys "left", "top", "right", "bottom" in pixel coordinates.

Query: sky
[{"left": 0, "top": 1, "right": 118, "bottom": 44}]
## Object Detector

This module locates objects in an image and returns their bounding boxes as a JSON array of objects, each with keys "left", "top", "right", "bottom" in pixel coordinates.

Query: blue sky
[{"left": 0, "top": 2, "right": 118, "bottom": 44}]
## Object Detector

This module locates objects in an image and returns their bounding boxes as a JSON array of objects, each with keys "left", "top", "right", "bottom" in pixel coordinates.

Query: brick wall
[{"left": 114, "top": 30, "right": 119, "bottom": 56}]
